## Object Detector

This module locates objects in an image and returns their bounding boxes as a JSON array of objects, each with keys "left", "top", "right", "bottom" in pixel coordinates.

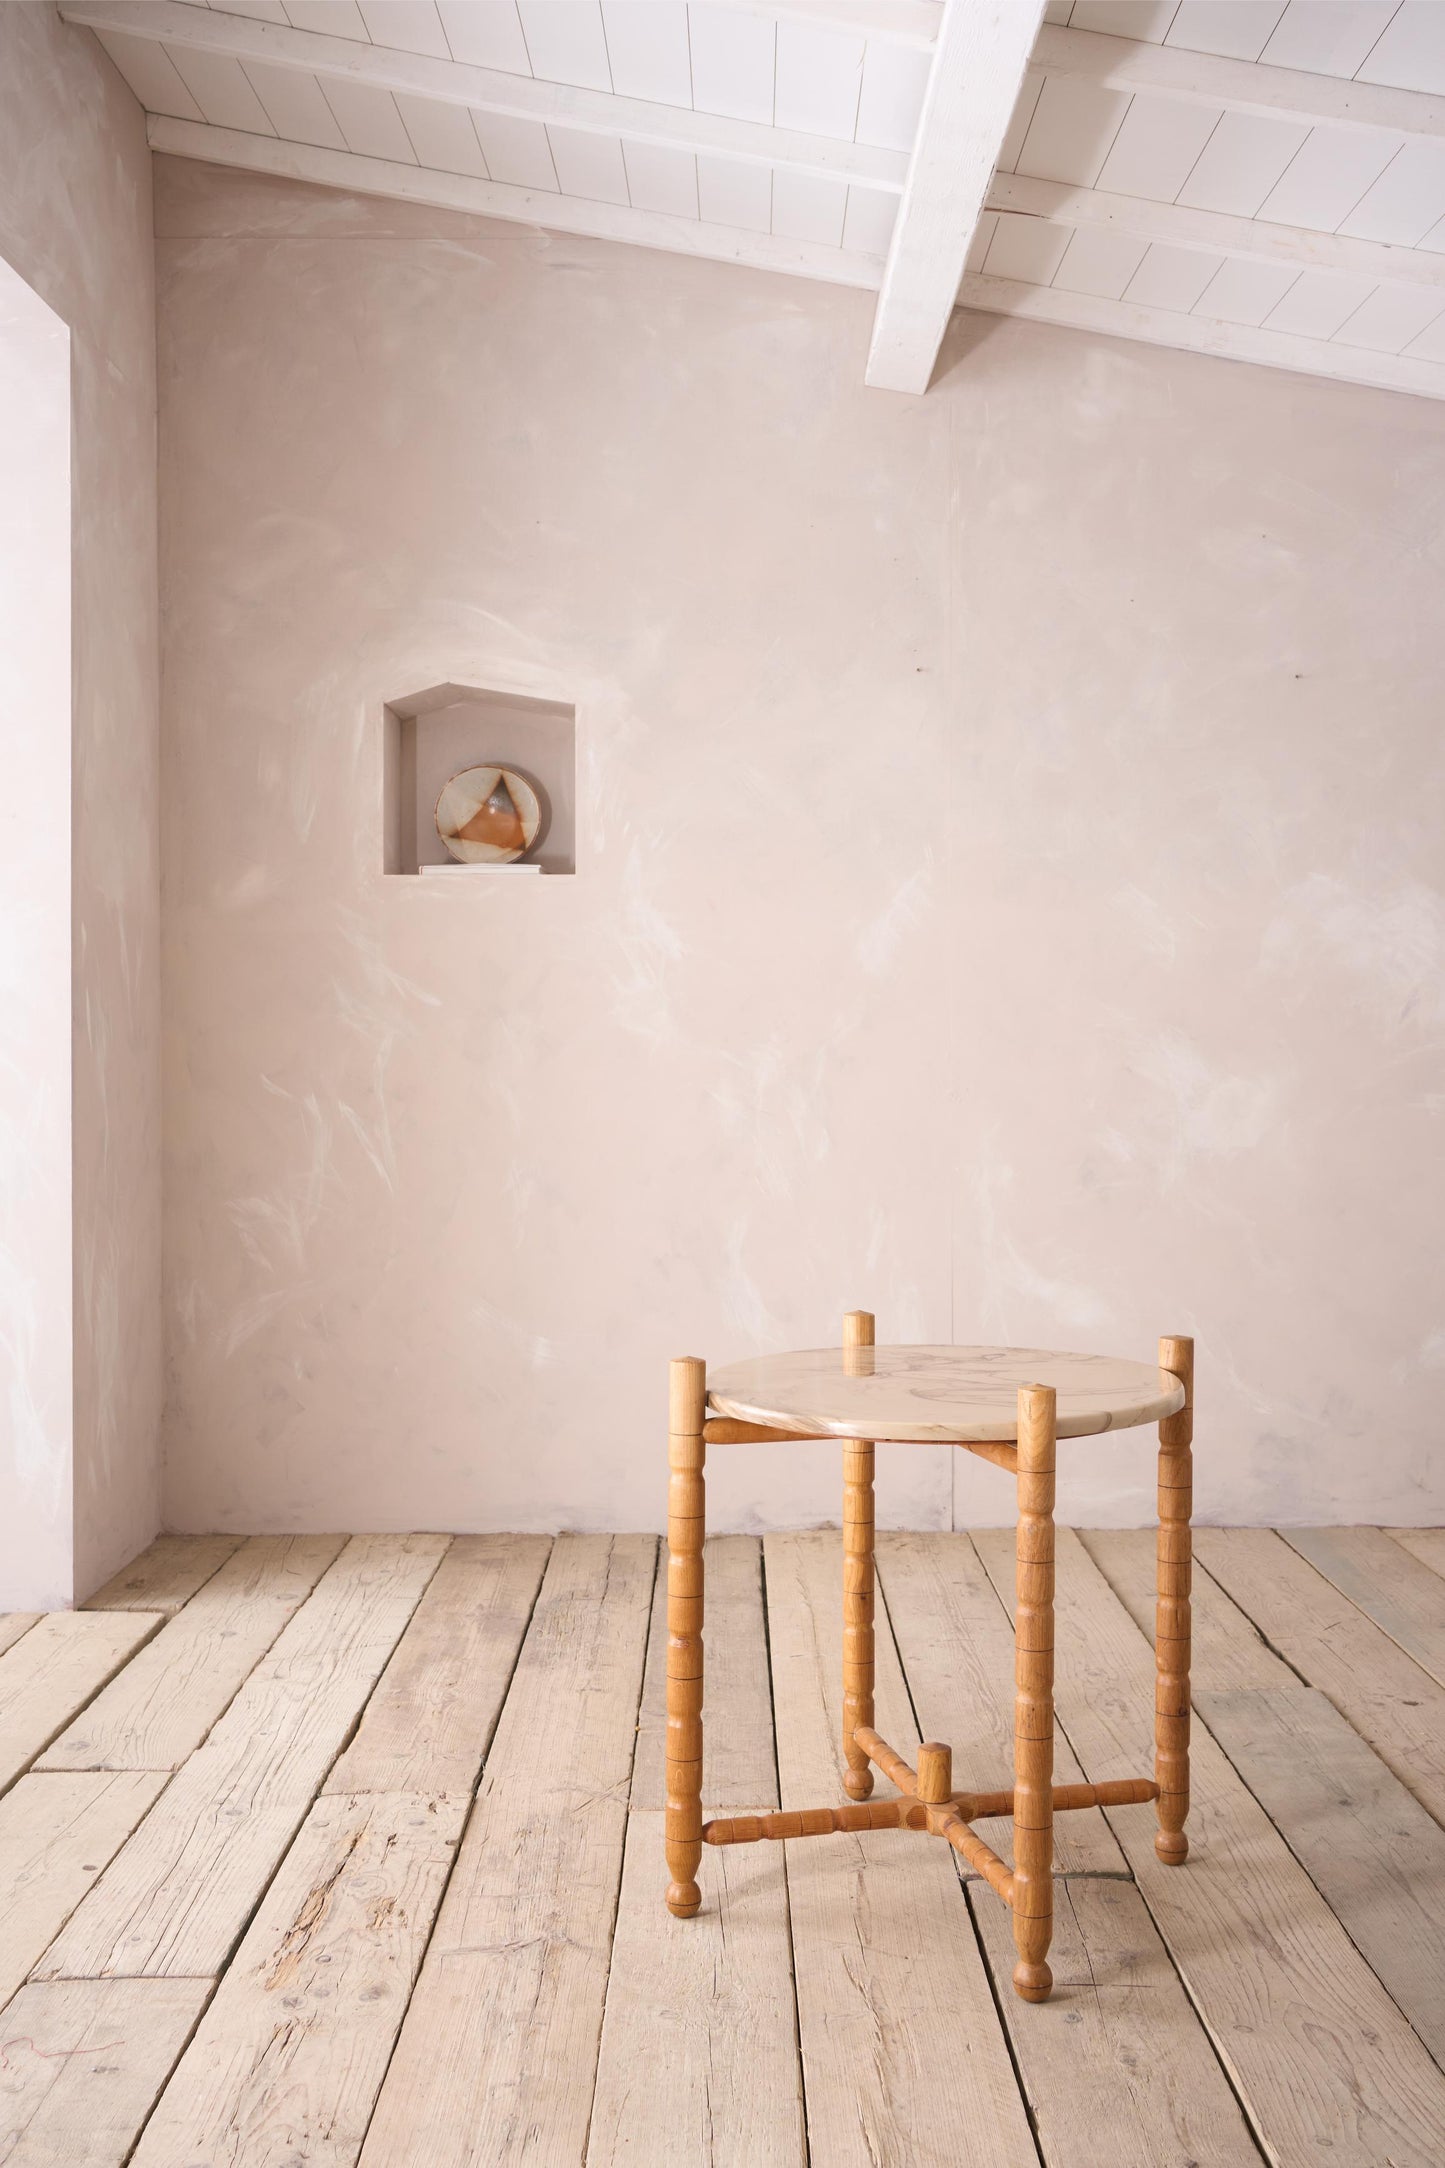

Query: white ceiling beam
[
  {"left": 1034, "top": 22, "right": 1445, "bottom": 142},
  {"left": 145, "top": 115, "right": 889, "bottom": 292},
  {"left": 865, "top": 0, "right": 1045, "bottom": 394},
  {"left": 62, "top": 0, "right": 908, "bottom": 190},
  {"left": 956, "top": 270, "right": 1445, "bottom": 403},
  {"left": 704, "top": 0, "right": 942, "bottom": 48},
  {"left": 987, "top": 174, "right": 1445, "bottom": 294}
]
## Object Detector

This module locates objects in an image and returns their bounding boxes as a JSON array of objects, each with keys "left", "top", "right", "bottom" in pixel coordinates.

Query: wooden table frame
[{"left": 663, "top": 1313, "right": 1195, "bottom": 2004}]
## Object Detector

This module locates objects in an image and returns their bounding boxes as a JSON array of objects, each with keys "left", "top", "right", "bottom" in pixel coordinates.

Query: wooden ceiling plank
[
  {"left": 434, "top": 1, "right": 531, "bottom": 73},
  {"left": 161, "top": 45, "right": 276, "bottom": 132},
  {"left": 549, "top": 127, "right": 630, "bottom": 207},
  {"left": 600, "top": 1, "right": 694, "bottom": 108},
  {"left": 1257, "top": 0, "right": 1402, "bottom": 82},
  {"left": 324, "top": 77, "right": 417, "bottom": 160},
  {"left": 688, "top": 5, "right": 775, "bottom": 127},
  {"left": 701, "top": 0, "right": 943, "bottom": 51},
  {"left": 1355, "top": 2, "right": 1445, "bottom": 97},
  {"left": 244, "top": 56, "right": 349, "bottom": 148},
  {"left": 1340, "top": 139, "right": 1445, "bottom": 248},
  {"left": 394, "top": 87, "right": 489, "bottom": 174},
  {"left": 987, "top": 169, "right": 1445, "bottom": 289},
  {"left": 856, "top": 42, "right": 934, "bottom": 153},
  {"left": 356, "top": 1, "right": 450, "bottom": 63},
  {"left": 774, "top": 17, "right": 867, "bottom": 139},
  {"left": 1122, "top": 239, "right": 1226, "bottom": 310},
  {"left": 1164, "top": 0, "right": 1287, "bottom": 68},
  {"left": 865, "top": 0, "right": 1047, "bottom": 394},
  {"left": 1014, "top": 73, "right": 1134, "bottom": 188},
  {"left": 516, "top": 0, "right": 612, "bottom": 94},
  {"left": 1256, "top": 123, "right": 1403, "bottom": 229},
  {"left": 60, "top": 0, "right": 907, "bottom": 188},
  {"left": 91, "top": 24, "right": 204, "bottom": 120},
  {"left": 1334, "top": 279, "right": 1445, "bottom": 353}
]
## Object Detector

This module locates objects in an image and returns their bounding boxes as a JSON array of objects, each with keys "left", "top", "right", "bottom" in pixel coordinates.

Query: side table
[{"left": 663, "top": 1315, "right": 1193, "bottom": 2002}]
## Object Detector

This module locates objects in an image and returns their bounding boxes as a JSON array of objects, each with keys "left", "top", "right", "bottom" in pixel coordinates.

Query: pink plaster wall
[
  {"left": 156, "top": 158, "right": 1445, "bottom": 1536},
  {"left": 0, "top": 5, "right": 161, "bottom": 1600}
]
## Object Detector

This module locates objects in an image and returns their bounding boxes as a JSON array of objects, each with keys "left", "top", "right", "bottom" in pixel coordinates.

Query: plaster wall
[
  {"left": 0, "top": 261, "right": 71, "bottom": 1608},
  {"left": 156, "top": 158, "right": 1445, "bottom": 1535},
  {"left": 0, "top": 5, "right": 161, "bottom": 1601}
]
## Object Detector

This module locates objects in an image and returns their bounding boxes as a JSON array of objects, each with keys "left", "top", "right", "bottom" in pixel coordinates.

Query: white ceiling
[{"left": 63, "top": 0, "right": 1445, "bottom": 401}]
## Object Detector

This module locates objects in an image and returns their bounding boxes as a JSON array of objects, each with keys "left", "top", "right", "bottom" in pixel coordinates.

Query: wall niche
[{"left": 383, "top": 681, "right": 576, "bottom": 876}]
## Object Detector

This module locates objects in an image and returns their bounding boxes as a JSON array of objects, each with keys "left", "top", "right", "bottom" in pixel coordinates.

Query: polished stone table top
[{"left": 706, "top": 1344, "right": 1186, "bottom": 1443}]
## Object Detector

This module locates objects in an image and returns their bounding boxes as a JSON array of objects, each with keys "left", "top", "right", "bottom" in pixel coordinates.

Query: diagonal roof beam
[
  {"left": 865, "top": 0, "right": 1045, "bottom": 394},
  {"left": 957, "top": 270, "right": 1445, "bottom": 402},
  {"left": 987, "top": 173, "right": 1445, "bottom": 293},
  {"left": 1034, "top": 21, "right": 1445, "bottom": 141},
  {"left": 59, "top": 0, "right": 908, "bottom": 191},
  {"left": 145, "top": 116, "right": 891, "bottom": 291}
]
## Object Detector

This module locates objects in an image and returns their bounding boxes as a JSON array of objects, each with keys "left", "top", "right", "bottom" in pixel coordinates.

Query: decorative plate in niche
[{"left": 435, "top": 765, "right": 542, "bottom": 864}]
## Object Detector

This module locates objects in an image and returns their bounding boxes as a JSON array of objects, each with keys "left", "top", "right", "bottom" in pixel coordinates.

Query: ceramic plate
[{"left": 435, "top": 765, "right": 542, "bottom": 864}]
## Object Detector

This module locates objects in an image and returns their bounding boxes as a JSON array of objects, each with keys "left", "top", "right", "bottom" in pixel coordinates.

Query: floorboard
[
  {"left": 39, "top": 1536, "right": 345, "bottom": 1773},
  {"left": 324, "top": 1534, "right": 550, "bottom": 1798},
  {"left": 971, "top": 1874, "right": 1262, "bottom": 2165},
  {"left": 590, "top": 1538, "right": 804, "bottom": 2168},
  {"left": 7, "top": 1524, "right": 1445, "bottom": 2165},
  {"left": 1282, "top": 1526, "right": 1445, "bottom": 1690},
  {"left": 1086, "top": 1527, "right": 1445, "bottom": 2065},
  {"left": 130, "top": 1791, "right": 467, "bottom": 2168},
  {"left": 1198, "top": 1682, "right": 1445, "bottom": 2068},
  {"left": 976, "top": 1528, "right": 1445, "bottom": 2164},
  {"left": 1195, "top": 1526, "right": 1445, "bottom": 1826},
  {"left": 81, "top": 1535, "right": 245, "bottom": 1615},
  {"left": 767, "top": 1531, "right": 1037, "bottom": 2168},
  {"left": 0, "top": 1978, "right": 209, "bottom": 2168},
  {"left": 890, "top": 1531, "right": 1263, "bottom": 2160},
  {"left": 0, "top": 1773, "right": 168, "bottom": 2008},
  {"left": 357, "top": 1535, "right": 655, "bottom": 2168},
  {"left": 880, "top": 1529, "right": 1126, "bottom": 1874},
  {"left": 0, "top": 1614, "right": 164, "bottom": 1797},
  {"left": 1389, "top": 1527, "right": 1445, "bottom": 1581},
  {"left": 1079, "top": 1528, "right": 1284, "bottom": 1696},
  {"left": 0, "top": 1619, "right": 39, "bottom": 1662},
  {"left": 36, "top": 1535, "right": 447, "bottom": 1980}
]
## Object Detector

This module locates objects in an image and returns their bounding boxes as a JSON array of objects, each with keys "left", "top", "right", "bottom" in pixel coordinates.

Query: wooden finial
[{"left": 916, "top": 1741, "right": 953, "bottom": 1805}]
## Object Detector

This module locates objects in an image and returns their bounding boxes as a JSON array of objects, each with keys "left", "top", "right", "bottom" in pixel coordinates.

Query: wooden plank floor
[{"left": 3, "top": 1527, "right": 1445, "bottom": 2166}]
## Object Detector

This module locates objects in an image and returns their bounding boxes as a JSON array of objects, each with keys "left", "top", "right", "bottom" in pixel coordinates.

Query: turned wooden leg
[
  {"left": 666, "top": 1356, "right": 706, "bottom": 1917},
  {"left": 1013, "top": 1381, "right": 1056, "bottom": 2003},
  {"left": 842, "top": 1310, "right": 876, "bottom": 1801},
  {"left": 1156, "top": 1334, "right": 1194, "bottom": 1866}
]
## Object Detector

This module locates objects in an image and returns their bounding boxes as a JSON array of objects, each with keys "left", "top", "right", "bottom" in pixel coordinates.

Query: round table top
[{"left": 706, "top": 1344, "right": 1186, "bottom": 1444}]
